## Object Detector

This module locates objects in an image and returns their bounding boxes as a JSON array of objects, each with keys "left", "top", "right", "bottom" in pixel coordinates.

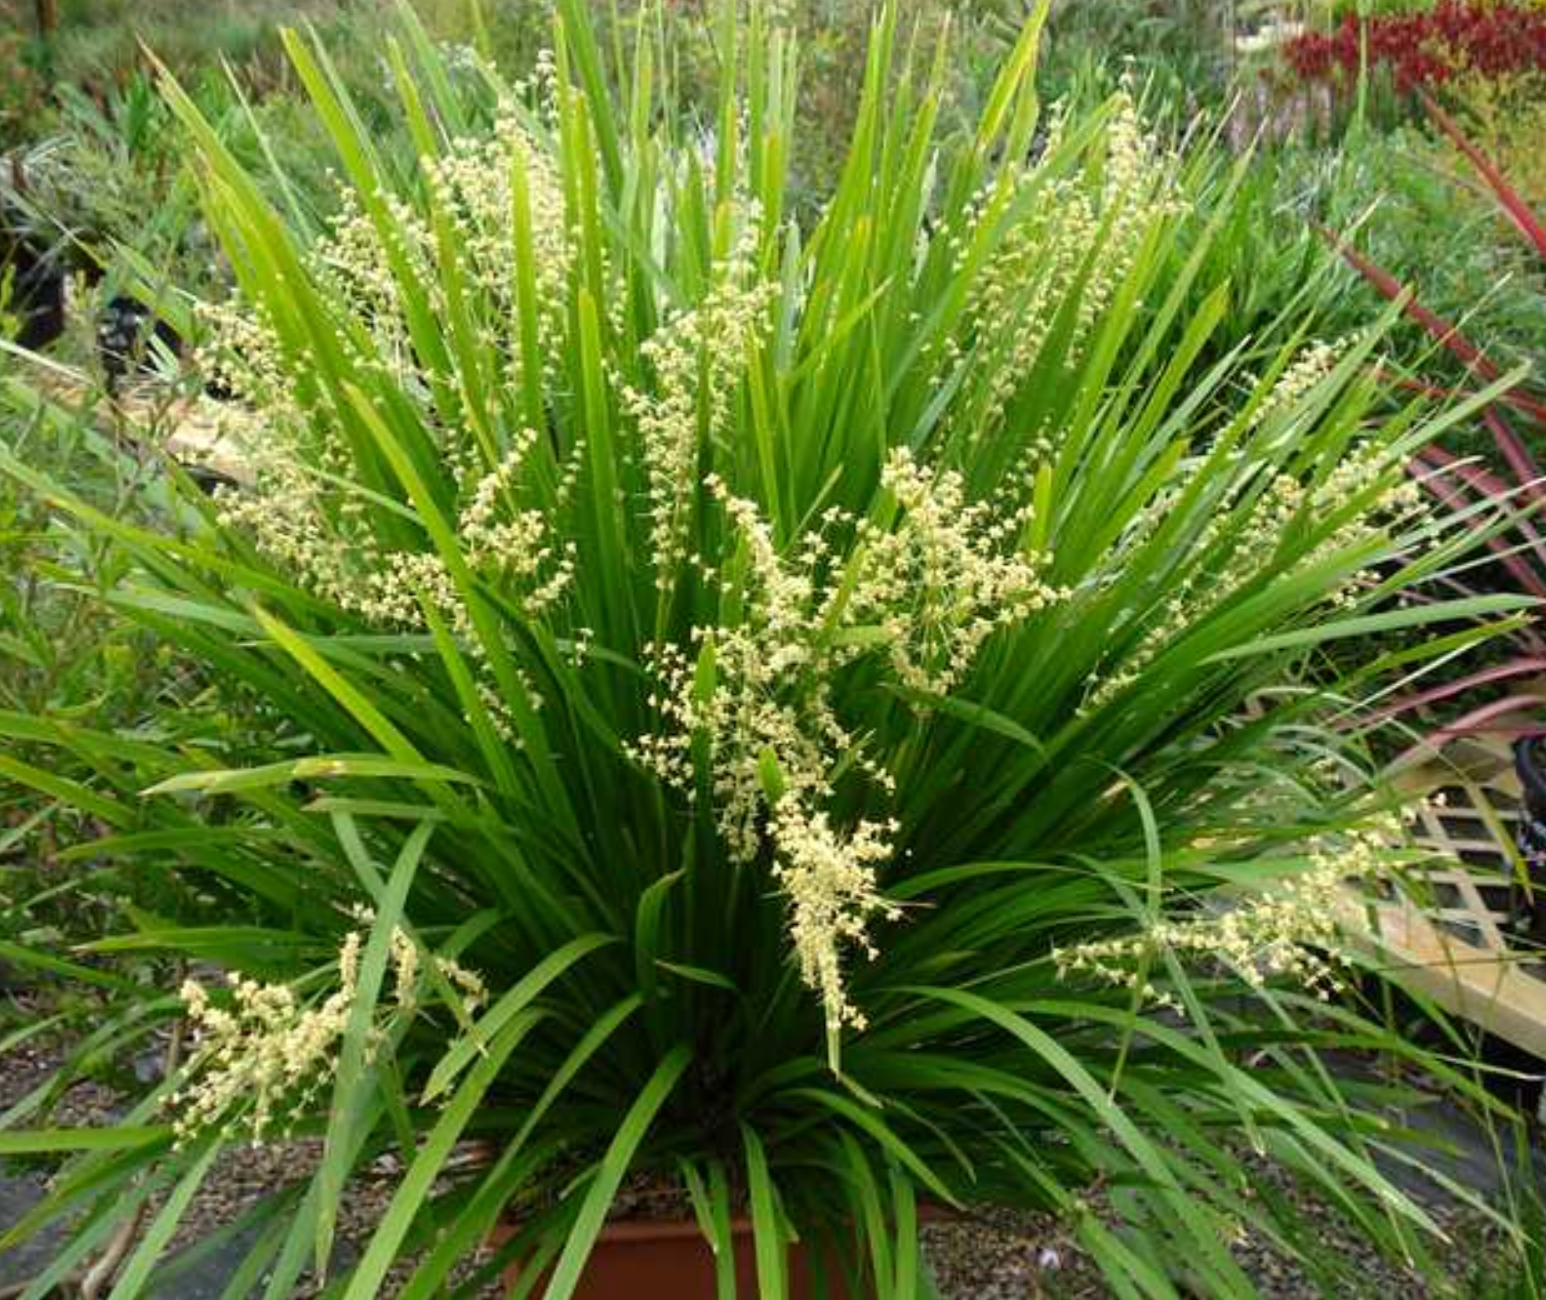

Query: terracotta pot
[{"left": 496, "top": 1216, "right": 857, "bottom": 1300}]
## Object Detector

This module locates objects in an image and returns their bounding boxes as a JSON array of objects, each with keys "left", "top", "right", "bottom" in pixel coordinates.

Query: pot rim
[{"left": 498, "top": 1201, "right": 954, "bottom": 1245}]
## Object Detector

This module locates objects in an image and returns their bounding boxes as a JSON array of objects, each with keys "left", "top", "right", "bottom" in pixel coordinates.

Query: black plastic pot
[
  {"left": 1, "top": 223, "right": 66, "bottom": 351},
  {"left": 97, "top": 294, "right": 182, "bottom": 389},
  {"left": 1511, "top": 736, "right": 1546, "bottom": 947}
]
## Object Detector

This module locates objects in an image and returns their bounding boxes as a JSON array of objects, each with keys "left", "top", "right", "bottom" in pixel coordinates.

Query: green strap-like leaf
[
  {"left": 541, "top": 1045, "right": 692, "bottom": 1300},
  {"left": 0, "top": 1127, "right": 169, "bottom": 1154},
  {"left": 342, "top": 1011, "right": 547, "bottom": 1299},
  {"left": 315, "top": 818, "right": 437, "bottom": 1272},
  {"left": 421, "top": 933, "right": 620, "bottom": 1102},
  {"left": 398, "top": 996, "right": 643, "bottom": 1300},
  {"left": 742, "top": 1123, "right": 787, "bottom": 1300},
  {"left": 144, "top": 754, "right": 484, "bottom": 796},
  {"left": 106, "top": 1142, "right": 222, "bottom": 1300}
]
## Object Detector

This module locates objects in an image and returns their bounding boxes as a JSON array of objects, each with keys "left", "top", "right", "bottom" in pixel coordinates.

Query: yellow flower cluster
[
  {"left": 623, "top": 221, "right": 772, "bottom": 585},
  {"left": 632, "top": 448, "right": 1063, "bottom": 1031},
  {"left": 1087, "top": 408, "right": 1422, "bottom": 710},
  {"left": 853, "top": 448, "right": 1064, "bottom": 697},
  {"left": 1248, "top": 338, "right": 1343, "bottom": 439},
  {"left": 1054, "top": 816, "right": 1402, "bottom": 1005},
  {"left": 629, "top": 481, "right": 858, "bottom": 866},
  {"left": 201, "top": 119, "right": 580, "bottom": 739},
  {"left": 457, "top": 428, "right": 581, "bottom": 618},
  {"left": 202, "top": 106, "right": 573, "bottom": 561},
  {"left": 956, "top": 95, "right": 1181, "bottom": 435},
  {"left": 422, "top": 112, "right": 574, "bottom": 399},
  {"left": 771, "top": 797, "right": 901, "bottom": 1033},
  {"left": 172, "top": 925, "right": 485, "bottom": 1145}
]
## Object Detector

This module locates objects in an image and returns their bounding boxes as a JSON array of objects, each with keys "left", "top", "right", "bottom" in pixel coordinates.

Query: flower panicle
[
  {"left": 172, "top": 925, "right": 486, "bottom": 1145},
  {"left": 1053, "top": 815, "right": 1406, "bottom": 1008}
]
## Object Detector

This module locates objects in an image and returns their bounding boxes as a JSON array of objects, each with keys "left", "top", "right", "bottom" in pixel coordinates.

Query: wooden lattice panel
[
  {"left": 19, "top": 369, "right": 253, "bottom": 486},
  {"left": 1342, "top": 744, "right": 1546, "bottom": 1063},
  {"left": 1406, "top": 788, "right": 1519, "bottom": 954}
]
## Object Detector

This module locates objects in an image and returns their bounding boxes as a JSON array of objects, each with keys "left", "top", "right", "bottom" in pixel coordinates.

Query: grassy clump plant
[{"left": 0, "top": 1, "right": 1533, "bottom": 1296}]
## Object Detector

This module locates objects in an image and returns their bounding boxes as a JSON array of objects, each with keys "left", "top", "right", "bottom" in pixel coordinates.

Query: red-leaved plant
[
  {"left": 1285, "top": 1, "right": 1546, "bottom": 92},
  {"left": 1332, "top": 89, "right": 1546, "bottom": 749}
]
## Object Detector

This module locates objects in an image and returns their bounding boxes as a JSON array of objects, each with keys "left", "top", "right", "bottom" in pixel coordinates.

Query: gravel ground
[
  {"left": 0, "top": 1024, "right": 1530, "bottom": 1299},
  {"left": 0, "top": 1025, "right": 503, "bottom": 1298},
  {"left": 924, "top": 1208, "right": 1099, "bottom": 1299},
  {"left": 921, "top": 1160, "right": 1513, "bottom": 1300},
  {"left": 0, "top": 1029, "right": 121, "bottom": 1130}
]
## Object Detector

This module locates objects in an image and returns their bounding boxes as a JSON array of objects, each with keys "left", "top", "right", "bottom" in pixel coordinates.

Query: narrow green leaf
[
  {"left": 422, "top": 933, "right": 619, "bottom": 1102},
  {"left": 0, "top": 1127, "right": 169, "bottom": 1154},
  {"left": 315, "top": 818, "right": 437, "bottom": 1272},
  {"left": 541, "top": 1045, "right": 692, "bottom": 1300},
  {"left": 742, "top": 1123, "right": 787, "bottom": 1300},
  {"left": 342, "top": 1013, "right": 546, "bottom": 1299},
  {"left": 107, "top": 1142, "right": 222, "bottom": 1300}
]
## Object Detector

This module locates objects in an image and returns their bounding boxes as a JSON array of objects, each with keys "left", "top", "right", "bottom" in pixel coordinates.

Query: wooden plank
[
  {"left": 24, "top": 371, "right": 254, "bottom": 486},
  {"left": 1340, "top": 887, "right": 1546, "bottom": 1059},
  {"left": 1350, "top": 729, "right": 1546, "bottom": 1063},
  {"left": 1446, "top": 869, "right": 1509, "bottom": 953}
]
